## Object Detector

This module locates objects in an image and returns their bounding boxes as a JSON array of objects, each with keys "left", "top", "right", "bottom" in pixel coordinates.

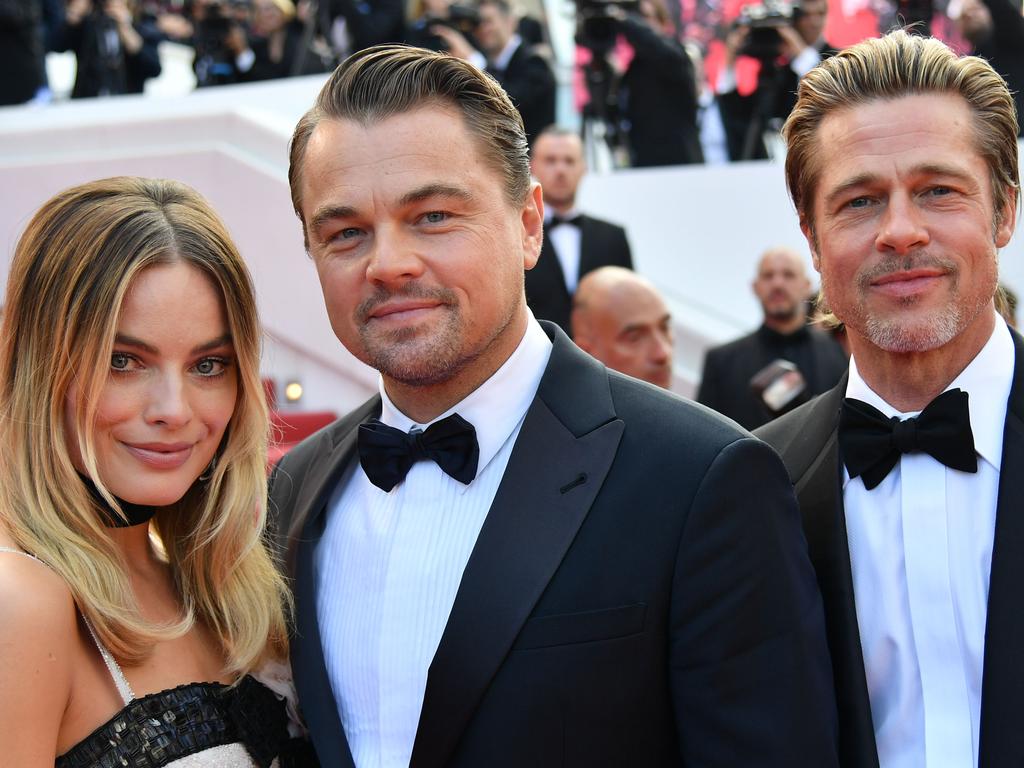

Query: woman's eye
[
  {"left": 111, "top": 352, "right": 133, "bottom": 371},
  {"left": 194, "top": 358, "right": 227, "bottom": 377}
]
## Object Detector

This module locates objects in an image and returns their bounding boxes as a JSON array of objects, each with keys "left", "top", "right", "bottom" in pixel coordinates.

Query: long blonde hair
[{"left": 0, "top": 177, "right": 291, "bottom": 673}]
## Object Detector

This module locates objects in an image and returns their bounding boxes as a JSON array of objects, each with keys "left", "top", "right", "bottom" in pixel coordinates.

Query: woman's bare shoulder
[{"left": 0, "top": 544, "right": 79, "bottom": 764}]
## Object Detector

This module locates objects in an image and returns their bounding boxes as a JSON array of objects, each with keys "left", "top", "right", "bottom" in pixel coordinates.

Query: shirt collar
[
  {"left": 544, "top": 207, "right": 580, "bottom": 224},
  {"left": 490, "top": 34, "right": 521, "bottom": 72},
  {"left": 378, "top": 312, "right": 553, "bottom": 485},
  {"left": 846, "top": 313, "right": 1014, "bottom": 470}
]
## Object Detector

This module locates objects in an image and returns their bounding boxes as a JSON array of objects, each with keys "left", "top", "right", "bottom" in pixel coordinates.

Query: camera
[
  {"left": 575, "top": 0, "right": 639, "bottom": 56},
  {"left": 734, "top": 0, "right": 799, "bottom": 61},
  {"left": 193, "top": 0, "right": 247, "bottom": 86},
  {"left": 420, "top": 3, "right": 481, "bottom": 51}
]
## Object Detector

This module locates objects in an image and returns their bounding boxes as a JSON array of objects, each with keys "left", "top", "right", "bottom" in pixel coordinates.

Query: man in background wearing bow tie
[
  {"left": 757, "top": 30, "right": 1024, "bottom": 768},
  {"left": 524, "top": 126, "right": 633, "bottom": 337},
  {"left": 271, "top": 44, "right": 837, "bottom": 768}
]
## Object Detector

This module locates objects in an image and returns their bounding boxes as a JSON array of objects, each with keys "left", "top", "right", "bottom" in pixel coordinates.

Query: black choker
[{"left": 81, "top": 476, "right": 158, "bottom": 528}]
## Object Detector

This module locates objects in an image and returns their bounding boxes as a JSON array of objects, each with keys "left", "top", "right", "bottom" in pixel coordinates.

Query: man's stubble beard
[
  {"left": 820, "top": 253, "right": 993, "bottom": 354},
  {"left": 356, "top": 285, "right": 521, "bottom": 387}
]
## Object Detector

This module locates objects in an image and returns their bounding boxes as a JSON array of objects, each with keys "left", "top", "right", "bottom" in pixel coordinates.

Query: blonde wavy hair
[{"left": 0, "top": 176, "right": 291, "bottom": 673}]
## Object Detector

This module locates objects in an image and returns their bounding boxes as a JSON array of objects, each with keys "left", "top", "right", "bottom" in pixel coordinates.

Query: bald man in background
[
  {"left": 572, "top": 266, "right": 674, "bottom": 389},
  {"left": 697, "top": 247, "right": 847, "bottom": 428}
]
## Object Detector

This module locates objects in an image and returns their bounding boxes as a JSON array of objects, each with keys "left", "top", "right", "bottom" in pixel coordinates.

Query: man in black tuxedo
[
  {"left": 756, "top": 31, "right": 1024, "bottom": 768},
  {"left": 432, "top": 0, "right": 554, "bottom": 145},
  {"left": 273, "top": 44, "right": 837, "bottom": 768},
  {"left": 525, "top": 127, "right": 633, "bottom": 336},
  {"left": 697, "top": 246, "right": 847, "bottom": 430}
]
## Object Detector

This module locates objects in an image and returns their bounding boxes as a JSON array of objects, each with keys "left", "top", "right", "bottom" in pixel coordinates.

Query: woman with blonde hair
[{"left": 0, "top": 176, "right": 314, "bottom": 766}]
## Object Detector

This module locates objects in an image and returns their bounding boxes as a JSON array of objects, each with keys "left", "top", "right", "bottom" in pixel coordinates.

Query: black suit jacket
[
  {"left": 524, "top": 214, "right": 633, "bottom": 336},
  {"left": 618, "top": 14, "right": 704, "bottom": 167},
  {"left": 487, "top": 41, "right": 555, "bottom": 146},
  {"left": 755, "top": 327, "right": 1024, "bottom": 768},
  {"left": 270, "top": 322, "right": 838, "bottom": 768},
  {"left": 697, "top": 324, "right": 848, "bottom": 431}
]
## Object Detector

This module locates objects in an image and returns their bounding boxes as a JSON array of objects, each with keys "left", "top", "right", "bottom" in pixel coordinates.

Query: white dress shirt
[
  {"left": 844, "top": 315, "right": 1014, "bottom": 768},
  {"left": 544, "top": 209, "right": 583, "bottom": 295},
  {"left": 314, "top": 316, "right": 552, "bottom": 768}
]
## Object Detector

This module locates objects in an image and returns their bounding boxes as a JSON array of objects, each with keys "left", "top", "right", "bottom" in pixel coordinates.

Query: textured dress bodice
[{"left": 0, "top": 547, "right": 305, "bottom": 768}]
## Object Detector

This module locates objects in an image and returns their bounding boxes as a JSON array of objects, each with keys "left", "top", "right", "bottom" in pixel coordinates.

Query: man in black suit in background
[
  {"left": 525, "top": 126, "right": 633, "bottom": 336},
  {"left": 697, "top": 246, "right": 847, "bottom": 430},
  {"left": 432, "top": 0, "right": 554, "bottom": 144},
  {"left": 757, "top": 31, "right": 1024, "bottom": 768},
  {"left": 272, "top": 44, "right": 837, "bottom": 768}
]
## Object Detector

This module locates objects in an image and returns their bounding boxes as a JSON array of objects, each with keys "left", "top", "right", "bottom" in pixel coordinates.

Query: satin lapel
[
  {"left": 779, "top": 382, "right": 878, "bottom": 768},
  {"left": 979, "top": 327, "right": 1024, "bottom": 768},
  {"left": 409, "top": 328, "right": 623, "bottom": 768},
  {"left": 288, "top": 398, "right": 380, "bottom": 768}
]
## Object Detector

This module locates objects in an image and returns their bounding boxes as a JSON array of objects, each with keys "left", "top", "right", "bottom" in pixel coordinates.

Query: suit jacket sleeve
[{"left": 670, "top": 436, "right": 838, "bottom": 765}]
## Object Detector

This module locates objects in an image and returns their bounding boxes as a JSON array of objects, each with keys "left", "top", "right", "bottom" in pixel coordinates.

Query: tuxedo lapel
[
  {"left": 409, "top": 329, "right": 623, "bottom": 768},
  {"left": 286, "top": 397, "right": 381, "bottom": 768},
  {"left": 763, "top": 380, "right": 879, "bottom": 768},
  {"left": 978, "top": 327, "right": 1024, "bottom": 767},
  {"left": 796, "top": 386, "right": 879, "bottom": 768}
]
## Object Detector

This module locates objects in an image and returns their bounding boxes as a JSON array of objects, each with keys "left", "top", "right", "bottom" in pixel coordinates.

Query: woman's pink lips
[{"left": 122, "top": 442, "right": 194, "bottom": 469}]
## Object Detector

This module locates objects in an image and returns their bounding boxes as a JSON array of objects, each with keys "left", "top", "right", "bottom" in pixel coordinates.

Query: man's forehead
[
  {"left": 301, "top": 107, "right": 499, "bottom": 198},
  {"left": 759, "top": 250, "right": 804, "bottom": 275}
]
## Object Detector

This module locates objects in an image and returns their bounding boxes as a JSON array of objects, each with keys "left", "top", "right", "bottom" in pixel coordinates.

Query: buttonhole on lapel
[{"left": 560, "top": 473, "right": 587, "bottom": 494}]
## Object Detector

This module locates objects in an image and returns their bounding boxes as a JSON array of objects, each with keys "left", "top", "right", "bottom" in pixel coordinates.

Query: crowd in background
[{"left": 5, "top": 0, "right": 1023, "bottom": 167}]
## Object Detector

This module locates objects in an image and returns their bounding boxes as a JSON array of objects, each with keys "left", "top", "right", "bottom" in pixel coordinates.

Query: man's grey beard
[
  {"left": 819, "top": 252, "right": 979, "bottom": 353},
  {"left": 862, "top": 301, "right": 963, "bottom": 352}
]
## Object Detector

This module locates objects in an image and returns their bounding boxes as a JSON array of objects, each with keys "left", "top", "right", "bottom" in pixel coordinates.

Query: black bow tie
[
  {"left": 548, "top": 214, "right": 582, "bottom": 228},
  {"left": 838, "top": 388, "right": 978, "bottom": 491},
  {"left": 357, "top": 414, "right": 480, "bottom": 492}
]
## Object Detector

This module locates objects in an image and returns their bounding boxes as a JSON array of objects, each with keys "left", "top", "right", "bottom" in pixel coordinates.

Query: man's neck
[
  {"left": 849, "top": 309, "right": 996, "bottom": 412},
  {"left": 382, "top": 310, "right": 530, "bottom": 424},
  {"left": 763, "top": 313, "right": 805, "bottom": 335}
]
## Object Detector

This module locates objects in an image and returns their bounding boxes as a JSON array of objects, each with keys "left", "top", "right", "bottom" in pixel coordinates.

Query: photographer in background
[
  {"left": 0, "top": 0, "right": 48, "bottom": 104},
  {"left": 431, "top": 0, "right": 554, "bottom": 144},
  {"left": 185, "top": 0, "right": 251, "bottom": 86},
  {"left": 54, "top": 0, "right": 162, "bottom": 96},
  {"left": 953, "top": 0, "right": 1024, "bottom": 136},
  {"left": 234, "top": 0, "right": 329, "bottom": 80},
  {"left": 614, "top": 0, "right": 703, "bottom": 166},
  {"left": 319, "top": 0, "right": 403, "bottom": 60},
  {"left": 404, "top": 0, "right": 479, "bottom": 50},
  {"left": 717, "top": 0, "right": 833, "bottom": 160}
]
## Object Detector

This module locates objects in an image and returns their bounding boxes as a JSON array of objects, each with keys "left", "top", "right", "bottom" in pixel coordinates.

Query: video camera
[
  {"left": 734, "top": 0, "right": 800, "bottom": 61},
  {"left": 423, "top": 3, "right": 480, "bottom": 33},
  {"left": 575, "top": 0, "right": 640, "bottom": 56}
]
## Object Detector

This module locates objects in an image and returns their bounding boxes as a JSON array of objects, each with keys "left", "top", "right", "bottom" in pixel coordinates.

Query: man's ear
[
  {"left": 800, "top": 215, "right": 822, "bottom": 273},
  {"left": 522, "top": 182, "right": 544, "bottom": 271},
  {"left": 996, "top": 187, "right": 1017, "bottom": 248}
]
